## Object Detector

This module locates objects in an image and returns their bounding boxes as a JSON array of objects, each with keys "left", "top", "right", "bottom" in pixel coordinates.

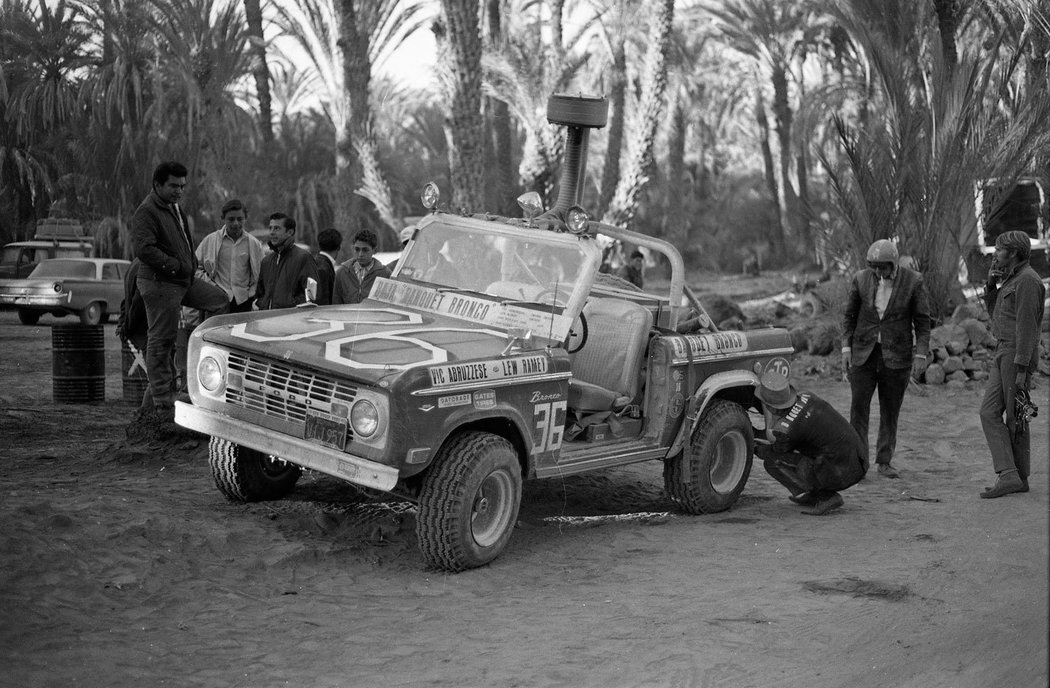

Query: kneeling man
[{"left": 754, "top": 371, "right": 867, "bottom": 515}]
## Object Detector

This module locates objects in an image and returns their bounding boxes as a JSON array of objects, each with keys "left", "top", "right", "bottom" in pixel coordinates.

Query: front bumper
[
  {"left": 175, "top": 401, "right": 399, "bottom": 492},
  {"left": 0, "top": 294, "right": 68, "bottom": 308}
]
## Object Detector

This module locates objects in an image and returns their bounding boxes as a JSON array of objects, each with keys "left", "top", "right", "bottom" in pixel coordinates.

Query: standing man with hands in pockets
[
  {"left": 132, "top": 161, "right": 229, "bottom": 418},
  {"left": 841, "top": 239, "right": 931, "bottom": 479}
]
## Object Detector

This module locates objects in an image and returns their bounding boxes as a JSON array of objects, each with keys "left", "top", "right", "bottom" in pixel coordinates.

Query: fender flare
[{"left": 666, "top": 369, "right": 760, "bottom": 459}]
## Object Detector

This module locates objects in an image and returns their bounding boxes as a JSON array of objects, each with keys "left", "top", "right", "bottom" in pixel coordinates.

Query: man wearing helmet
[
  {"left": 842, "top": 239, "right": 932, "bottom": 478},
  {"left": 978, "top": 230, "right": 1046, "bottom": 498}
]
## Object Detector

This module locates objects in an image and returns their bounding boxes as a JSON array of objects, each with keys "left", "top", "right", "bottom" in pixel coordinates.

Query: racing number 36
[{"left": 532, "top": 401, "right": 567, "bottom": 454}]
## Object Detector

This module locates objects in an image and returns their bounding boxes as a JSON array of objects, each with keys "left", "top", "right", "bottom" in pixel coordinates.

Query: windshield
[
  {"left": 398, "top": 220, "right": 591, "bottom": 299},
  {"left": 30, "top": 260, "right": 95, "bottom": 279},
  {"left": 373, "top": 217, "right": 601, "bottom": 342}
]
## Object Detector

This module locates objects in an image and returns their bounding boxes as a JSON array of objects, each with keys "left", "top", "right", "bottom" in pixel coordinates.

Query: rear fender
[{"left": 666, "top": 370, "right": 760, "bottom": 458}]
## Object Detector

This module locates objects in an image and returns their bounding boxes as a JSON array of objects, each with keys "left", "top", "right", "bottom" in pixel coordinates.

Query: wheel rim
[
  {"left": 471, "top": 469, "right": 515, "bottom": 548},
  {"left": 261, "top": 455, "right": 294, "bottom": 478},
  {"left": 710, "top": 430, "right": 748, "bottom": 493}
]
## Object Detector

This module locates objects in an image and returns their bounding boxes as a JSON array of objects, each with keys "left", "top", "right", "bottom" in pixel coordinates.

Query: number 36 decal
[{"left": 532, "top": 401, "right": 567, "bottom": 454}]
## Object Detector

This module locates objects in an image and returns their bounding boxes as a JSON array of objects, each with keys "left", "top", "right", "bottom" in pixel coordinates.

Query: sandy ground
[{"left": 0, "top": 307, "right": 1047, "bottom": 688}]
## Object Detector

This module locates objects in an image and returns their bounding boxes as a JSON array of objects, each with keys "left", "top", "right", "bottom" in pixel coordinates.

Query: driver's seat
[{"left": 568, "top": 298, "right": 652, "bottom": 412}]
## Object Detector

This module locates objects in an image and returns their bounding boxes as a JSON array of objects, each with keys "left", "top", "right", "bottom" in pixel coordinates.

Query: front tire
[
  {"left": 664, "top": 400, "right": 753, "bottom": 514},
  {"left": 417, "top": 432, "right": 522, "bottom": 572},
  {"left": 17, "top": 308, "right": 41, "bottom": 325},
  {"left": 209, "top": 437, "right": 301, "bottom": 502},
  {"left": 80, "top": 301, "right": 102, "bottom": 325}
]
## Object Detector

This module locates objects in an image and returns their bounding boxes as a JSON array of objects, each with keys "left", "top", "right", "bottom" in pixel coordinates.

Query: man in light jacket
[{"left": 195, "top": 198, "right": 264, "bottom": 313}]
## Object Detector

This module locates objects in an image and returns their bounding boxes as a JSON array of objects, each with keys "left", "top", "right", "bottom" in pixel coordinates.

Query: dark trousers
[
  {"left": 138, "top": 277, "right": 229, "bottom": 408},
  {"left": 979, "top": 349, "right": 1030, "bottom": 478},
  {"left": 230, "top": 297, "right": 254, "bottom": 313},
  {"left": 849, "top": 344, "right": 912, "bottom": 465},
  {"left": 756, "top": 445, "right": 864, "bottom": 498}
]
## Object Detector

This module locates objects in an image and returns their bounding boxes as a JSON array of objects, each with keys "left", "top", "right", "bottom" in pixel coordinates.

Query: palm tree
[
  {"left": 243, "top": 0, "right": 273, "bottom": 143},
  {"left": 601, "top": 0, "right": 675, "bottom": 230},
  {"left": 706, "top": 0, "right": 825, "bottom": 258},
  {"left": 436, "top": 0, "right": 486, "bottom": 212},
  {"left": 821, "top": 0, "right": 1050, "bottom": 315},
  {"left": 273, "top": 0, "right": 428, "bottom": 245},
  {"left": 0, "top": 0, "right": 90, "bottom": 240}
]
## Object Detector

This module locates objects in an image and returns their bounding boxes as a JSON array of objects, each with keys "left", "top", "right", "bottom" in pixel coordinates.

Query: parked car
[
  {"left": 0, "top": 218, "right": 95, "bottom": 280},
  {"left": 175, "top": 94, "right": 794, "bottom": 571},
  {"left": 0, "top": 257, "right": 131, "bottom": 325}
]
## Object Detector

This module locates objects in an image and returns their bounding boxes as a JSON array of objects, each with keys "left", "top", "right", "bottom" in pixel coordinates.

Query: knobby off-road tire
[
  {"left": 17, "top": 308, "right": 40, "bottom": 325},
  {"left": 209, "top": 437, "right": 301, "bottom": 502},
  {"left": 416, "top": 432, "right": 522, "bottom": 572},
  {"left": 664, "top": 399, "right": 753, "bottom": 514}
]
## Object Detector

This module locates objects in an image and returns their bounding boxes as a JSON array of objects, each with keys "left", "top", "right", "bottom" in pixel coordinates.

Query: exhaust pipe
[{"left": 546, "top": 93, "right": 609, "bottom": 213}]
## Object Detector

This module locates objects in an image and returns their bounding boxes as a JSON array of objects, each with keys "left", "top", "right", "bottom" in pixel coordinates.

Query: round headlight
[
  {"left": 350, "top": 399, "right": 379, "bottom": 438},
  {"left": 566, "top": 205, "right": 590, "bottom": 234},
  {"left": 421, "top": 182, "right": 440, "bottom": 210},
  {"left": 198, "top": 356, "right": 225, "bottom": 393}
]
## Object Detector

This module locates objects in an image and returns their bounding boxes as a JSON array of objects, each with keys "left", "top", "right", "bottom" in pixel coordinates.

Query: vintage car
[
  {"left": 175, "top": 94, "right": 795, "bottom": 571},
  {"left": 0, "top": 257, "right": 131, "bottom": 325},
  {"left": 0, "top": 218, "right": 96, "bottom": 280}
]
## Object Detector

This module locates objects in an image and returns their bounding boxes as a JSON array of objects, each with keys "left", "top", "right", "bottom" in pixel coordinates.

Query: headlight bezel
[
  {"left": 350, "top": 399, "right": 379, "bottom": 438},
  {"left": 197, "top": 353, "right": 226, "bottom": 394}
]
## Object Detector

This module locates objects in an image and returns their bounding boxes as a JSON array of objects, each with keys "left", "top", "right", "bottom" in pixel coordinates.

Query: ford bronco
[{"left": 175, "top": 94, "right": 794, "bottom": 571}]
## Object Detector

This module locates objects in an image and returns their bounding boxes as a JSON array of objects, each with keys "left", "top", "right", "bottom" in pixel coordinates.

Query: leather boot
[{"left": 980, "top": 470, "right": 1025, "bottom": 499}]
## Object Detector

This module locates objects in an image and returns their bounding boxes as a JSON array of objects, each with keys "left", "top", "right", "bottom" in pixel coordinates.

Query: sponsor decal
[
  {"left": 669, "top": 393, "right": 685, "bottom": 418},
  {"left": 671, "top": 331, "right": 748, "bottom": 361},
  {"left": 765, "top": 356, "right": 791, "bottom": 379},
  {"left": 529, "top": 390, "right": 563, "bottom": 403},
  {"left": 371, "top": 277, "right": 573, "bottom": 339},
  {"left": 438, "top": 393, "right": 472, "bottom": 409},
  {"left": 473, "top": 390, "right": 497, "bottom": 410},
  {"left": 428, "top": 355, "right": 549, "bottom": 386}
]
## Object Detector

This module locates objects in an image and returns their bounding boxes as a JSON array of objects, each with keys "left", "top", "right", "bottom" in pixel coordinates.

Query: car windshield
[
  {"left": 397, "top": 220, "right": 591, "bottom": 300},
  {"left": 371, "top": 218, "right": 600, "bottom": 342},
  {"left": 30, "top": 260, "right": 95, "bottom": 279}
]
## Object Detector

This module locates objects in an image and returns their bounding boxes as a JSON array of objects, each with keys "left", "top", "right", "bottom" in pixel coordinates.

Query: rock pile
[{"left": 919, "top": 303, "right": 1050, "bottom": 385}]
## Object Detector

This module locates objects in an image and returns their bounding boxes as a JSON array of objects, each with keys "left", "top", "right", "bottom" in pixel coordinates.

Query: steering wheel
[
  {"left": 566, "top": 312, "right": 588, "bottom": 354},
  {"left": 535, "top": 286, "right": 570, "bottom": 308}
]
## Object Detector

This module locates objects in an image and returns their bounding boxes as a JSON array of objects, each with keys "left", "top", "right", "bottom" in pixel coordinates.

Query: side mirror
[
  {"left": 501, "top": 327, "right": 534, "bottom": 355},
  {"left": 298, "top": 277, "right": 318, "bottom": 308}
]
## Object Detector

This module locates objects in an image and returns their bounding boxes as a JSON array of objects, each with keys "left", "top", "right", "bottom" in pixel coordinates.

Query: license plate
[{"left": 304, "top": 409, "right": 348, "bottom": 451}]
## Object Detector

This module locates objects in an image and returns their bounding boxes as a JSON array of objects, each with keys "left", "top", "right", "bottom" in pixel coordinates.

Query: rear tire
[
  {"left": 209, "top": 437, "right": 301, "bottom": 502},
  {"left": 417, "top": 432, "right": 522, "bottom": 572},
  {"left": 17, "top": 309, "right": 40, "bottom": 325},
  {"left": 80, "top": 301, "right": 102, "bottom": 325},
  {"left": 664, "top": 400, "right": 753, "bottom": 514}
]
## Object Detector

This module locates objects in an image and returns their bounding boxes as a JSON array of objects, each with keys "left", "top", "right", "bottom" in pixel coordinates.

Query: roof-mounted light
[
  {"left": 421, "top": 182, "right": 440, "bottom": 211},
  {"left": 566, "top": 205, "right": 590, "bottom": 234},
  {"left": 517, "top": 192, "right": 543, "bottom": 227}
]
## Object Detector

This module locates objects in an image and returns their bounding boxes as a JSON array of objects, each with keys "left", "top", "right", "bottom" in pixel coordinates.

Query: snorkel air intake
[{"left": 546, "top": 93, "right": 609, "bottom": 213}]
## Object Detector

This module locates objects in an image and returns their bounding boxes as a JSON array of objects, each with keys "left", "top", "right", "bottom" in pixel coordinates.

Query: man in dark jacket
[
  {"left": 313, "top": 227, "right": 342, "bottom": 306},
  {"left": 131, "top": 161, "right": 228, "bottom": 414},
  {"left": 979, "top": 230, "right": 1046, "bottom": 498},
  {"left": 841, "top": 239, "right": 931, "bottom": 478},
  {"left": 754, "top": 371, "right": 867, "bottom": 515},
  {"left": 333, "top": 229, "right": 391, "bottom": 304},
  {"left": 256, "top": 213, "right": 318, "bottom": 309}
]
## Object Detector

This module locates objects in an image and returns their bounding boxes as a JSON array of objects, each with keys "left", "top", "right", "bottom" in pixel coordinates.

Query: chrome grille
[{"left": 225, "top": 352, "right": 358, "bottom": 428}]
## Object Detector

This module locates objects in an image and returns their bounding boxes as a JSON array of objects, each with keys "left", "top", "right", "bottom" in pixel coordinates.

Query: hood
[{"left": 198, "top": 301, "right": 514, "bottom": 385}]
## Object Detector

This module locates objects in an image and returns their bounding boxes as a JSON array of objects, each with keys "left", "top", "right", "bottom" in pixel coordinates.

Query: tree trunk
[
  {"left": 243, "top": 0, "right": 272, "bottom": 143},
  {"left": 755, "top": 86, "right": 785, "bottom": 256},
  {"left": 486, "top": 0, "right": 516, "bottom": 215},
  {"left": 601, "top": 0, "right": 674, "bottom": 230},
  {"left": 770, "top": 64, "right": 801, "bottom": 257},
  {"left": 933, "top": 0, "right": 958, "bottom": 71},
  {"left": 439, "top": 0, "right": 485, "bottom": 213},
  {"left": 665, "top": 97, "right": 687, "bottom": 247},
  {"left": 597, "top": 38, "right": 626, "bottom": 218}
]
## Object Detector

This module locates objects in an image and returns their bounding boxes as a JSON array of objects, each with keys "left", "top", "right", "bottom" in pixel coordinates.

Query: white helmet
[{"left": 866, "top": 239, "right": 899, "bottom": 266}]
